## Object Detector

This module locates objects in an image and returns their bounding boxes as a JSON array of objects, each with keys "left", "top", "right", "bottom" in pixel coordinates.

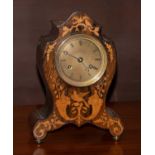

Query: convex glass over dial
[{"left": 55, "top": 34, "right": 107, "bottom": 87}]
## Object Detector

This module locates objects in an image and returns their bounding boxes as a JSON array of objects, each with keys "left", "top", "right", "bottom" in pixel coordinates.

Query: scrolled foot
[
  {"left": 33, "top": 120, "right": 49, "bottom": 142},
  {"left": 92, "top": 108, "right": 124, "bottom": 139},
  {"left": 33, "top": 112, "right": 65, "bottom": 143},
  {"left": 109, "top": 120, "right": 124, "bottom": 138}
]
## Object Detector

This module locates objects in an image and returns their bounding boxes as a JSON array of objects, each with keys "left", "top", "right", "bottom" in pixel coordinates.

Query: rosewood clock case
[{"left": 31, "top": 12, "right": 124, "bottom": 143}]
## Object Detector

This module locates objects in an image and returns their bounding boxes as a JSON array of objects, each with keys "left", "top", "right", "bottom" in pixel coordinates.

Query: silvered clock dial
[{"left": 55, "top": 34, "right": 107, "bottom": 87}]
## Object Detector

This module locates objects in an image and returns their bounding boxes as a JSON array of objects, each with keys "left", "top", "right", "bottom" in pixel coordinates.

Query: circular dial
[{"left": 55, "top": 34, "right": 107, "bottom": 87}]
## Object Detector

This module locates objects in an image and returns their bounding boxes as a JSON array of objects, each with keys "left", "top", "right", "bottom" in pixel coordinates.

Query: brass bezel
[{"left": 55, "top": 34, "right": 107, "bottom": 87}]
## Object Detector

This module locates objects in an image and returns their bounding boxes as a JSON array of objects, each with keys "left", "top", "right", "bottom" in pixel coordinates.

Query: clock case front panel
[{"left": 32, "top": 12, "right": 124, "bottom": 143}]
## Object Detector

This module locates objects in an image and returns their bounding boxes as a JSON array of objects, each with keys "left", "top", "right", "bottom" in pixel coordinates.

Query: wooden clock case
[{"left": 32, "top": 12, "right": 124, "bottom": 143}]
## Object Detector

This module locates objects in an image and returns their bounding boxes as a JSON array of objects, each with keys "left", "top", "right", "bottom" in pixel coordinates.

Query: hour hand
[{"left": 63, "top": 51, "right": 78, "bottom": 60}]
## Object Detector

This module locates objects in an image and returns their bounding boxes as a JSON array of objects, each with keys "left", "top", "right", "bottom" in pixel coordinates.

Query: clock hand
[
  {"left": 82, "top": 62, "right": 89, "bottom": 71},
  {"left": 64, "top": 51, "right": 78, "bottom": 60},
  {"left": 81, "top": 62, "right": 92, "bottom": 76},
  {"left": 64, "top": 51, "right": 92, "bottom": 75},
  {"left": 64, "top": 51, "right": 87, "bottom": 66}
]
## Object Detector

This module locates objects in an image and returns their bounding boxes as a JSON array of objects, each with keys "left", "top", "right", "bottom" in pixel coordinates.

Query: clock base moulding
[{"left": 31, "top": 11, "right": 124, "bottom": 143}]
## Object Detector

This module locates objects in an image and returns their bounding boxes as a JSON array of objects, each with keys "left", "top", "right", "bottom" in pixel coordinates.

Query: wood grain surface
[
  {"left": 14, "top": 102, "right": 141, "bottom": 155},
  {"left": 13, "top": 0, "right": 141, "bottom": 105}
]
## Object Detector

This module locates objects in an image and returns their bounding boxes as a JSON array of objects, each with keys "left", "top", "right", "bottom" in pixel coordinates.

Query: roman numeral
[
  {"left": 79, "top": 40, "right": 82, "bottom": 46},
  {"left": 69, "top": 72, "right": 73, "bottom": 77},
  {"left": 93, "top": 48, "right": 98, "bottom": 52},
  {"left": 88, "top": 72, "right": 91, "bottom": 76},
  {"left": 95, "top": 58, "right": 101, "bottom": 61},
  {"left": 61, "top": 59, "right": 66, "bottom": 62},
  {"left": 70, "top": 43, "right": 74, "bottom": 48}
]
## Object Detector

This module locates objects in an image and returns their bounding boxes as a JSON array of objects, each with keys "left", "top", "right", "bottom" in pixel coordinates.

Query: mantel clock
[{"left": 32, "top": 12, "right": 124, "bottom": 143}]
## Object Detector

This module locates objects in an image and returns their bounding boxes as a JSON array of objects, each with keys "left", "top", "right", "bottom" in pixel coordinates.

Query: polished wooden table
[{"left": 14, "top": 102, "right": 141, "bottom": 155}]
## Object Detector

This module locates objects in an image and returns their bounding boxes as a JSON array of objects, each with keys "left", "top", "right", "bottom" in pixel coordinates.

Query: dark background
[{"left": 13, "top": 0, "right": 141, "bottom": 105}]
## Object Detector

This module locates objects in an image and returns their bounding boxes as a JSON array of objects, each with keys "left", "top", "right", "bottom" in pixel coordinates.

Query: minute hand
[{"left": 82, "top": 62, "right": 89, "bottom": 70}]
